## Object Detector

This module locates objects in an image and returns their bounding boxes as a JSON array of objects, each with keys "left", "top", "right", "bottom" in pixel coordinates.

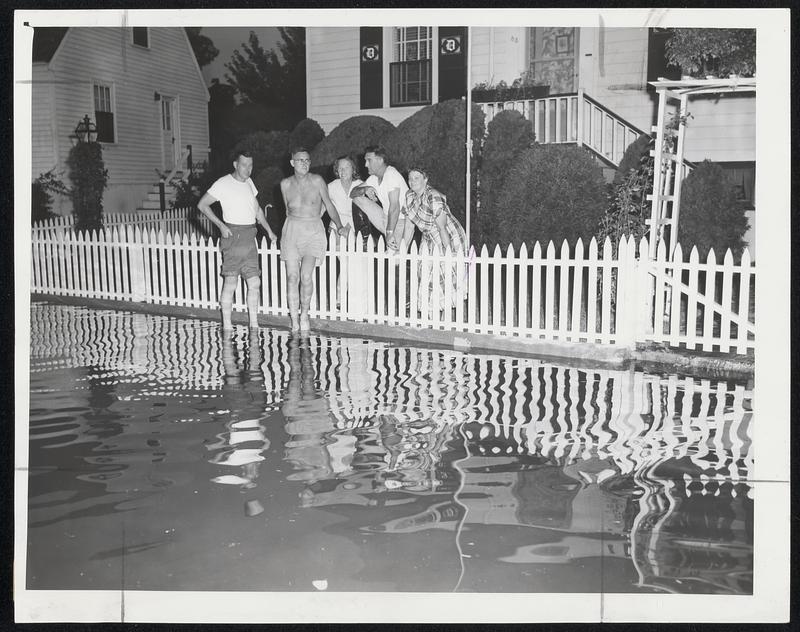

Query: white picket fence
[
  {"left": 33, "top": 208, "right": 214, "bottom": 238},
  {"left": 29, "top": 224, "right": 755, "bottom": 354}
]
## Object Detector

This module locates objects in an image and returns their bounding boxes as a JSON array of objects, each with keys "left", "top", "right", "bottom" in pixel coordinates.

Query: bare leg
[
  {"left": 220, "top": 275, "right": 239, "bottom": 331},
  {"left": 284, "top": 260, "right": 301, "bottom": 331},
  {"left": 299, "top": 255, "right": 317, "bottom": 331},
  {"left": 244, "top": 275, "right": 261, "bottom": 328}
]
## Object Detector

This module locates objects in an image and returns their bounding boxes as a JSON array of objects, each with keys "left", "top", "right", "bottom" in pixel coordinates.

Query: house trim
[
  {"left": 45, "top": 27, "right": 71, "bottom": 68},
  {"left": 181, "top": 29, "right": 211, "bottom": 103}
]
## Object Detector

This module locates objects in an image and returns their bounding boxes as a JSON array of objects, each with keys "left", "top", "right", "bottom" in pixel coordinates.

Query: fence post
[
  {"left": 128, "top": 237, "right": 148, "bottom": 303},
  {"left": 616, "top": 236, "right": 644, "bottom": 348},
  {"left": 159, "top": 180, "right": 166, "bottom": 215}
]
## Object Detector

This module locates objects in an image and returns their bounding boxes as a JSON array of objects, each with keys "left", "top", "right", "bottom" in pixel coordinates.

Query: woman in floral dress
[{"left": 402, "top": 166, "right": 468, "bottom": 312}]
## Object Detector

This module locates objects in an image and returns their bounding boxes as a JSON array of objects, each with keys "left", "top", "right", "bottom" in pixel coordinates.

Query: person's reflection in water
[
  {"left": 282, "top": 334, "right": 339, "bottom": 486},
  {"left": 207, "top": 330, "right": 270, "bottom": 517}
]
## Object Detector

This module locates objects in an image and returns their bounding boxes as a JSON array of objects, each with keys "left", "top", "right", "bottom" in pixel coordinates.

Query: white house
[
  {"left": 32, "top": 27, "right": 210, "bottom": 214},
  {"left": 306, "top": 25, "right": 756, "bottom": 250}
]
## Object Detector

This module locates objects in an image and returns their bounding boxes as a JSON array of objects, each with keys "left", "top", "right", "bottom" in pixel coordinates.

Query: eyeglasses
[{"left": 294, "top": 158, "right": 311, "bottom": 164}]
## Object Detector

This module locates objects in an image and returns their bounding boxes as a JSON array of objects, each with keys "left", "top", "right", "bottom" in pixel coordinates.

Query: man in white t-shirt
[
  {"left": 350, "top": 145, "right": 412, "bottom": 250},
  {"left": 197, "top": 151, "right": 277, "bottom": 330}
]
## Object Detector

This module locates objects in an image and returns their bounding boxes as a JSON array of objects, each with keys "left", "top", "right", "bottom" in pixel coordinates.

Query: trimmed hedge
[
  {"left": 310, "top": 115, "right": 396, "bottom": 177},
  {"left": 677, "top": 160, "right": 748, "bottom": 259},
  {"left": 494, "top": 144, "right": 607, "bottom": 248},
  {"left": 477, "top": 110, "right": 535, "bottom": 245}
]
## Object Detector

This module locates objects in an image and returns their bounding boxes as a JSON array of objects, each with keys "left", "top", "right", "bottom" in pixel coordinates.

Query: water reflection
[{"left": 28, "top": 303, "right": 753, "bottom": 593}]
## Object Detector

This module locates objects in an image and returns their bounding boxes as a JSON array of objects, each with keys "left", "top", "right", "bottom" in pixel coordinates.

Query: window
[
  {"left": 718, "top": 161, "right": 756, "bottom": 209},
  {"left": 161, "top": 99, "right": 172, "bottom": 131},
  {"left": 647, "top": 28, "right": 681, "bottom": 83},
  {"left": 390, "top": 27, "right": 432, "bottom": 107},
  {"left": 93, "top": 84, "right": 115, "bottom": 143},
  {"left": 132, "top": 27, "right": 149, "bottom": 48}
]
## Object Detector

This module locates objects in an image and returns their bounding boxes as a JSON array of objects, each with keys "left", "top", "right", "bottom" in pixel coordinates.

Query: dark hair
[
  {"left": 332, "top": 154, "right": 358, "bottom": 178},
  {"left": 233, "top": 150, "right": 252, "bottom": 162},
  {"left": 407, "top": 165, "right": 430, "bottom": 179},
  {"left": 290, "top": 146, "right": 310, "bottom": 158},
  {"left": 364, "top": 145, "right": 388, "bottom": 163}
]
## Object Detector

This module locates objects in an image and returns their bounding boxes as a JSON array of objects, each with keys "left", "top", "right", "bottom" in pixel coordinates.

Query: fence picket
[
  {"left": 720, "top": 249, "right": 735, "bottom": 353},
  {"left": 701, "top": 248, "right": 718, "bottom": 352},
  {"left": 571, "top": 238, "right": 584, "bottom": 338},
  {"left": 541, "top": 242, "right": 554, "bottom": 335},
  {"left": 601, "top": 238, "right": 613, "bottom": 342},
  {"left": 669, "top": 243, "right": 683, "bottom": 347}
]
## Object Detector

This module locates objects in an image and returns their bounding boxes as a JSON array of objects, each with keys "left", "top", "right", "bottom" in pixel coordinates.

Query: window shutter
[
  {"left": 360, "top": 27, "right": 383, "bottom": 110},
  {"left": 437, "top": 27, "right": 467, "bottom": 102}
]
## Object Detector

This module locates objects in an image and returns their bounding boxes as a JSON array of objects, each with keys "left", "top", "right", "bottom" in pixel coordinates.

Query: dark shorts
[
  {"left": 280, "top": 216, "right": 326, "bottom": 267},
  {"left": 220, "top": 224, "right": 259, "bottom": 279}
]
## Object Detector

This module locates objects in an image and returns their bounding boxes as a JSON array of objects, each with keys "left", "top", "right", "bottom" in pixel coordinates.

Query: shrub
[
  {"left": 232, "top": 130, "right": 291, "bottom": 172},
  {"left": 310, "top": 115, "right": 396, "bottom": 176},
  {"left": 469, "top": 105, "right": 486, "bottom": 244},
  {"left": 252, "top": 166, "right": 286, "bottom": 209},
  {"left": 613, "top": 134, "right": 651, "bottom": 186},
  {"left": 677, "top": 160, "right": 748, "bottom": 259},
  {"left": 478, "top": 110, "right": 536, "bottom": 245},
  {"left": 494, "top": 144, "right": 607, "bottom": 248},
  {"left": 665, "top": 28, "right": 756, "bottom": 78},
  {"left": 66, "top": 142, "right": 108, "bottom": 232},
  {"left": 31, "top": 170, "right": 70, "bottom": 224},
  {"left": 169, "top": 163, "right": 217, "bottom": 211},
  {"left": 289, "top": 118, "right": 325, "bottom": 154}
]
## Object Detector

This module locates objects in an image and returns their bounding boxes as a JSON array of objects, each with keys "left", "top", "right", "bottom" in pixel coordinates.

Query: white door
[{"left": 160, "top": 97, "right": 181, "bottom": 170}]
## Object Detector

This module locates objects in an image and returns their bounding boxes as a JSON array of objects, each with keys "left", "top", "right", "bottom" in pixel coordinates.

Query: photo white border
[{"left": 14, "top": 7, "right": 790, "bottom": 624}]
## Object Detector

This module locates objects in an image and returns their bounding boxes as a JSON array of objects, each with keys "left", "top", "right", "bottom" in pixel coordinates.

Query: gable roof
[{"left": 32, "top": 27, "right": 68, "bottom": 63}]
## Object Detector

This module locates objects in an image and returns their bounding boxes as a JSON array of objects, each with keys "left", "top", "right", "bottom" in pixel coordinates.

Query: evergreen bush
[
  {"left": 289, "top": 118, "right": 325, "bottom": 154},
  {"left": 612, "top": 134, "right": 651, "bottom": 186},
  {"left": 477, "top": 110, "right": 536, "bottom": 246},
  {"left": 677, "top": 160, "right": 748, "bottom": 259},
  {"left": 495, "top": 144, "right": 607, "bottom": 248},
  {"left": 381, "top": 99, "right": 480, "bottom": 228},
  {"left": 31, "top": 170, "right": 70, "bottom": 224},
  {"left": 66, "top": 142, "right": 108, "bottom": 232},
  {"left": 310, "top": 115, "right": 396, "bottom": 176}
]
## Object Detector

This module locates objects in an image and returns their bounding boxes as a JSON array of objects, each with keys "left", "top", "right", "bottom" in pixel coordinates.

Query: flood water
[{"left": 27, "top": 302, "right": 753, "bottom": 594}]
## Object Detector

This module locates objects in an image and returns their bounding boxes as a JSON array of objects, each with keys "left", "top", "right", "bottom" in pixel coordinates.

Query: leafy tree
[
  {"left": 232, "top": 130, "right": 291, "bottom": 173},
  {"left": 185, "top": 27, "right": 219, "bottom": 68},
  {"left": 225, "top": 28, "right": 306, "bottom": 128},
  {"left": 665, "top": 28, "right": 756, "bottom": 78}
]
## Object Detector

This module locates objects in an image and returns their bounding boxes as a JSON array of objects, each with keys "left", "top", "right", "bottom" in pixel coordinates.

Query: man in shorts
[
  {"left": 350, "top": 145, "right": 411, "bottom": 250},
  {"left": 280, "top": 147, "right": 349, "bottom": 332},
  {"left": 197, "top": 150, "right": 277, "bottom": 330}
]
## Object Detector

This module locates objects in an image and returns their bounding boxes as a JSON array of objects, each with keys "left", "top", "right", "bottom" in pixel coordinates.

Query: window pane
[{"left": 132, "top": 27, "right": 148, "bottom": 47}]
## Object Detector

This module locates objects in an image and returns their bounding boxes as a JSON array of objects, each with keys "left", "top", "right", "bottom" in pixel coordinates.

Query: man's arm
[
  {"left": 256, "top": 204, "right": 277, "bottom": 241},
  {"left": 385, "top": 188, "right": 402, "bottom": 249},
  {"left": 317, "top": 176, "right": 349, "bottom": 237},
  {"left": 197, "top": 192, "right": 231, "bottom": 238}
]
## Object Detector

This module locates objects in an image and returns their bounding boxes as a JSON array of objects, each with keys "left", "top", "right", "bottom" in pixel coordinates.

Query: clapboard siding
[
  {"left": 683, "top": 96, "right": 755, "bottom": 163},
  {"left": 33, "top": 27, "right": 209, "bottom": 212},
  {"left": 31, "top": 64, "right": 58, "bottom": 177},
  {"left": 306, "top": 27, "right": 361, "bottom": 133},
  {"left": 470, "top": 27, "right": 527, "bottom": 86}
]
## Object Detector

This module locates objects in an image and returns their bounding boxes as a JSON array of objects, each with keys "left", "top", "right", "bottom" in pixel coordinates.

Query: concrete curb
[{"left": 31, "top": 294, "right": 754, "bottom": 377}]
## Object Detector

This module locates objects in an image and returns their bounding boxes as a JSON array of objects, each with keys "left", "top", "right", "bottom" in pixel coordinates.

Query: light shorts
[
  {"left": 220, "top": 223, "right": 259, "bottom": 279},
  {"left": 280, "top": 216, "right": 327, "bottom": 267}
]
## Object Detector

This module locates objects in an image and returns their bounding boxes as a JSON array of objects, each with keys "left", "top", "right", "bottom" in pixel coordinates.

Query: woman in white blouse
[
  {"left": 325, "top": 155, "right": 368, "bottom": 315},
  {"left": 326, "top": 155, "right": 363, "bottom": 231}
]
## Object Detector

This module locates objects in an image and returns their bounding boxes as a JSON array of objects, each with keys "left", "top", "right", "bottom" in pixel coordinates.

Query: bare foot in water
[{"left": 299, "top": 312, "right": 310, "bottom": 332}]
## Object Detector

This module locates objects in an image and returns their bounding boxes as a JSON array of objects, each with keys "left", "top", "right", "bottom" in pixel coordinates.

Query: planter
[{"left": 472, "top": 84, "right": 550, "bottom": 103}]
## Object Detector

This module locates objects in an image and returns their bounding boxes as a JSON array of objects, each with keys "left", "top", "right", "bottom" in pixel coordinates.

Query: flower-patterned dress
[{"left": 403, "top": 185, "right": 468, "bottom": 309}]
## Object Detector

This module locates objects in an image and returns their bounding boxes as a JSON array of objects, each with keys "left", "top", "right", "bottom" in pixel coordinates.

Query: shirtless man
[{"left": 280, "top": 147, "right": 349, "bottom": 332}]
